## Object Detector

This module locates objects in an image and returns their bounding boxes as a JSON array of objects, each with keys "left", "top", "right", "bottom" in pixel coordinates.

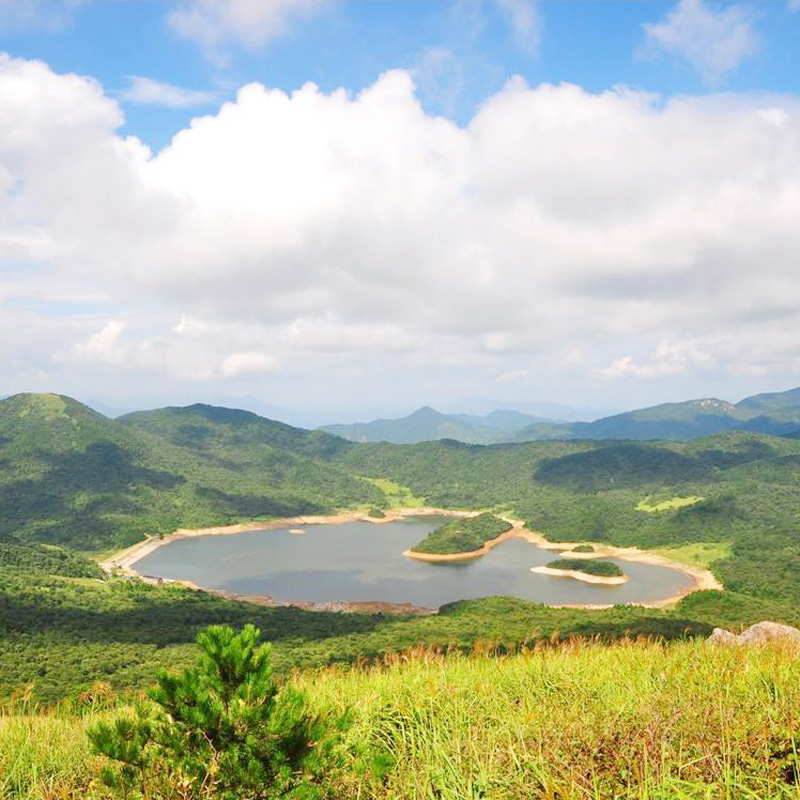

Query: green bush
[
  {"left": 571, "top": 544, "right": 595, "bottom": 553},
  {"left": 546, "top": 559, "right": 623, "bottom": 577},
  {"left": 411, "top": 513, "right": 511, "bottom": 554},
  {"left": 89, "top": 624, "right": 350, "bottom": 799}
]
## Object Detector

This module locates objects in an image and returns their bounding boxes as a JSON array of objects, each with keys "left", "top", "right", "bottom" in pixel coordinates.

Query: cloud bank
[{"left": 1, "top": 53, "right": 799, "bottom": 406}]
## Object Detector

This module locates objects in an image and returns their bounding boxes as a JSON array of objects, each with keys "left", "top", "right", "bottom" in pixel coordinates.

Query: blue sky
[
  {"left": 6, "top": 1, "right": 800, "bottom": 149},
  {"left": 1, "top": 1, "right": 799, "bottom": 423}
]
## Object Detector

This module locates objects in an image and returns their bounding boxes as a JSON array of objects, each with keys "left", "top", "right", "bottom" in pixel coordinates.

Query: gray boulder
[
  {"left": 737, "top": 621, "right": 800, "bottom": 645},
  {"left": 707, "top": 627, "right": 737, "bottom": 645},
  {"left": 707, "top": 620, "right": 800, "bottom": 645}
]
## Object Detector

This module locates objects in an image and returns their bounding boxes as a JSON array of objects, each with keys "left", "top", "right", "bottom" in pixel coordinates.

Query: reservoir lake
[{"left": 133, "top": 516, "right": 694, "bottom": 608}]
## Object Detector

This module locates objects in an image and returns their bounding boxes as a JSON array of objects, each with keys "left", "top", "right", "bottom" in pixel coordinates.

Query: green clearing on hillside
[
  {"left": 4, "top": 639, "right": 800, "bottom": 799},
  {"left": 636, "top": 495, "right": 704, "bottom": 512},
  {"left": 410, "top": 513, "right": 511, "bottom": 554},
  {"left": 545, "top": 558, "right": 624, "bottom": 577},
  {"left": 362, "top": 477, "right": 426, "bottom": 508},
  {"left": 653, "top": 542, "right": 733, "bottom": 570}
]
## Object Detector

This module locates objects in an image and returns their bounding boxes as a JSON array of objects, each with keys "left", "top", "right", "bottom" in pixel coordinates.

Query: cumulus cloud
[
  {"left": 167, "top": 0, "right": 319, "bottom": 62},
  {"left": 119, "top": 76, "right": 219, "bottom": 108},
  {"left": 641, "top": 0, "right": 758, "bottom": 83},
  {"left": 2, "top": 54, "right": 800, "bottom": 406},
  {"left": 594, "top": 342, "right": 714, "bottom": 381},
  {"left": 68, "top": 320, "right": 127, "bottom": 364}
]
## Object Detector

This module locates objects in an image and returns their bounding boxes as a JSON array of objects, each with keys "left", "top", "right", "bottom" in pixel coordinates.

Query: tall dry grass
[
  {"left": 1, "top": 638, "right": 799, "bottom": 799},
  {"left": 299, "top": 637, "right": 800, "bottom": 799}
]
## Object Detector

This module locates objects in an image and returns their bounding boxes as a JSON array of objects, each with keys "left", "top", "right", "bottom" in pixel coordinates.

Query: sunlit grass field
[
  {"left": 652, "top": 542, "right": 733, "bottom": 570},
  {"left": 635, "top": 496, "right": 704, "bottom": 513},
  {"left": 364, "top": 477, "right": 428, "bottom": 509},
  {"left": 3, "top": 637, "right": 799, "bottom": 799}
]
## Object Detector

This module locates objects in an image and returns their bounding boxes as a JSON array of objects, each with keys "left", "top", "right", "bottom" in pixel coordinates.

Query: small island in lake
[
  {"left": 531, "top": 558, "right": 629, "bottom": 585},
  {"left": 404, "top": 513, "right": 512, "bottom": 560}
]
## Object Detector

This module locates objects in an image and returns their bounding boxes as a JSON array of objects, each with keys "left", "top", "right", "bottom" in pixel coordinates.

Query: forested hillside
[
  {"left": 334, "top": 432, "right": 800, "bottom": 614},
  {"left": 0, "top": 394, "right": 380, "bottom": 550}
]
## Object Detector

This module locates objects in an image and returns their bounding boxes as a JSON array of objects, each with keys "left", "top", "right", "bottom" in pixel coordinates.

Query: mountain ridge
[{"left": 320, "top": 387, "right": 800, "bottom": 444}]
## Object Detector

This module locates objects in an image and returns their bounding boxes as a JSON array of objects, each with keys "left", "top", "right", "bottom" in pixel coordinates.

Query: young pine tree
[{"left": 89, "top": 624, "right": 349, "bottom": 799}]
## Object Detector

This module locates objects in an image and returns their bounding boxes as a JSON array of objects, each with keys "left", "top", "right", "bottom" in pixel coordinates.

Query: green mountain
[
  {"left": 322, "top": 389, "right": 800, "bottom": 445},
  {"left": 515, "top": 390, "right": 800, "bottom": 442},
  {"left": 319, "top": 405, "right": 511, "bottom": 444},
  {"left": 0, "top": 394, "right": 380, "bottom": 550},
  {"left": 120, "top": 403, "right": 351, "bottom": 460},
  {"left": 735, "top": 385, "right": 800, "bottom": 414}
]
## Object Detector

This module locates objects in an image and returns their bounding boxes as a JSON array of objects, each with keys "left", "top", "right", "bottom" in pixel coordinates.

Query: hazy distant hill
[
  {"left": 322, "top": 390, "right": 800, "bottom": 445},
  {"left": 514, "top": 389, "right": 800, "bottom": 443},
  {"left": 450, "top": 409, "right": 551, "bottom": 432},
  {"left": 319, "top": 406, "right": 515, "bottom": 444},
  {"left": 735, "top": 386, "right": 800, "bottom": 414}
]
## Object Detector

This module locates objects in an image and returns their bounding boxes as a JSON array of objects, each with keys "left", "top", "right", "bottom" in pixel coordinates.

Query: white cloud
[
  {"left": 65, "top": 320, "right": 127, "bottom": 365},
  {"left": 167, "top": 0, "right": 319, "bottom": 62},
  {"left": 497, "top": 0, "right": 542, "bottom": 56},
  {"left": 594, "top": 341, "right": 713, "bottom": 381},
  {"left": 119, "top": 76, "right": 218, "bottom": 109},
  {"left": 788, "top": 0, "right": 800, "bottom": 12},
  {"left": 219, "top": 351, "right": 277, "bottom": 377},
  {"left": 2, "top": 55, "right": 800, "bottom": 407},
  {"left": 642, "top": 0, "right": 758, "bottom": 83}
]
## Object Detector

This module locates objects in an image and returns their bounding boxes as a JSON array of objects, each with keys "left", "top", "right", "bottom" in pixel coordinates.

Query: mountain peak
[
  {"left": 1, "top": 392, "right": 105, "bottom": 421},
  {"left": 688, "top": 398, "right": 736, "bottom": 413},
  {"left": 410, "top": 405, "right": 442, "bottom": 418}
]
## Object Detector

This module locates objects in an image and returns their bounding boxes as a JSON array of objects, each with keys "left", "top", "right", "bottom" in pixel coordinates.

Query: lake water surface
[{"left": 134, "top": 516, "right": 694, "bottom": 608}]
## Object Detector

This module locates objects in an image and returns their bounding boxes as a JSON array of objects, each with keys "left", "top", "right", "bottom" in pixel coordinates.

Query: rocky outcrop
[
  {"left": 707, "top": 627, "right": 738, "bottom": 645},
  {"left": 708, "top": 621, "right": 800, "bottom": 645}
]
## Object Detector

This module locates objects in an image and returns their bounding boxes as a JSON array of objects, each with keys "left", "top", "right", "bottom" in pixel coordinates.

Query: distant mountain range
[
  {"left": 319, "top": 406, "right": 551, "bottom": 445},
  {"left": 320, "top": 387, "right": 800, "bottom": 444}
]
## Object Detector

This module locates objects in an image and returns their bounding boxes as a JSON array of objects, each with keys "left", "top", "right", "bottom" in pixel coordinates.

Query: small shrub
[
  {"left": 89, "top": 624, "right": 349, "bottom": 799},
  {"left": 546, "top": 559, "right": 623, "bottom": 577}
]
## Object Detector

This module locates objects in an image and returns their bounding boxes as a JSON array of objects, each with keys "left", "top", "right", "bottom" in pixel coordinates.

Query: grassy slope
[{"left": 4, "top": 639, "right": 800, "bottom": 799}]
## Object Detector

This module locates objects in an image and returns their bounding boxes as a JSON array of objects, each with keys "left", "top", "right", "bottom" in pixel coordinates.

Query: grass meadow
[{"left": 2, "top": 637, "right": 799, "bottom": 799}]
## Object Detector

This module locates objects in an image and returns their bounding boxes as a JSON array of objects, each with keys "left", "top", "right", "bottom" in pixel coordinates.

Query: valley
[
  {"left": 2, "top": 390, "right": 800, "bottom": 799},
  {"left": 2, "top": 391, "right": 800, "bottom": 703}
]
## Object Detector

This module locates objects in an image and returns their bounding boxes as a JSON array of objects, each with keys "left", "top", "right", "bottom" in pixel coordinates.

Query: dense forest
[
  {"left": 2, "top": 393, "right": 800, "bottom": 702},
  {"left": 545, "top": 558, "right": 625, "bottom": 577},
  {"left": 409, "top": 512, "right": 511, "bottom": 554}
]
